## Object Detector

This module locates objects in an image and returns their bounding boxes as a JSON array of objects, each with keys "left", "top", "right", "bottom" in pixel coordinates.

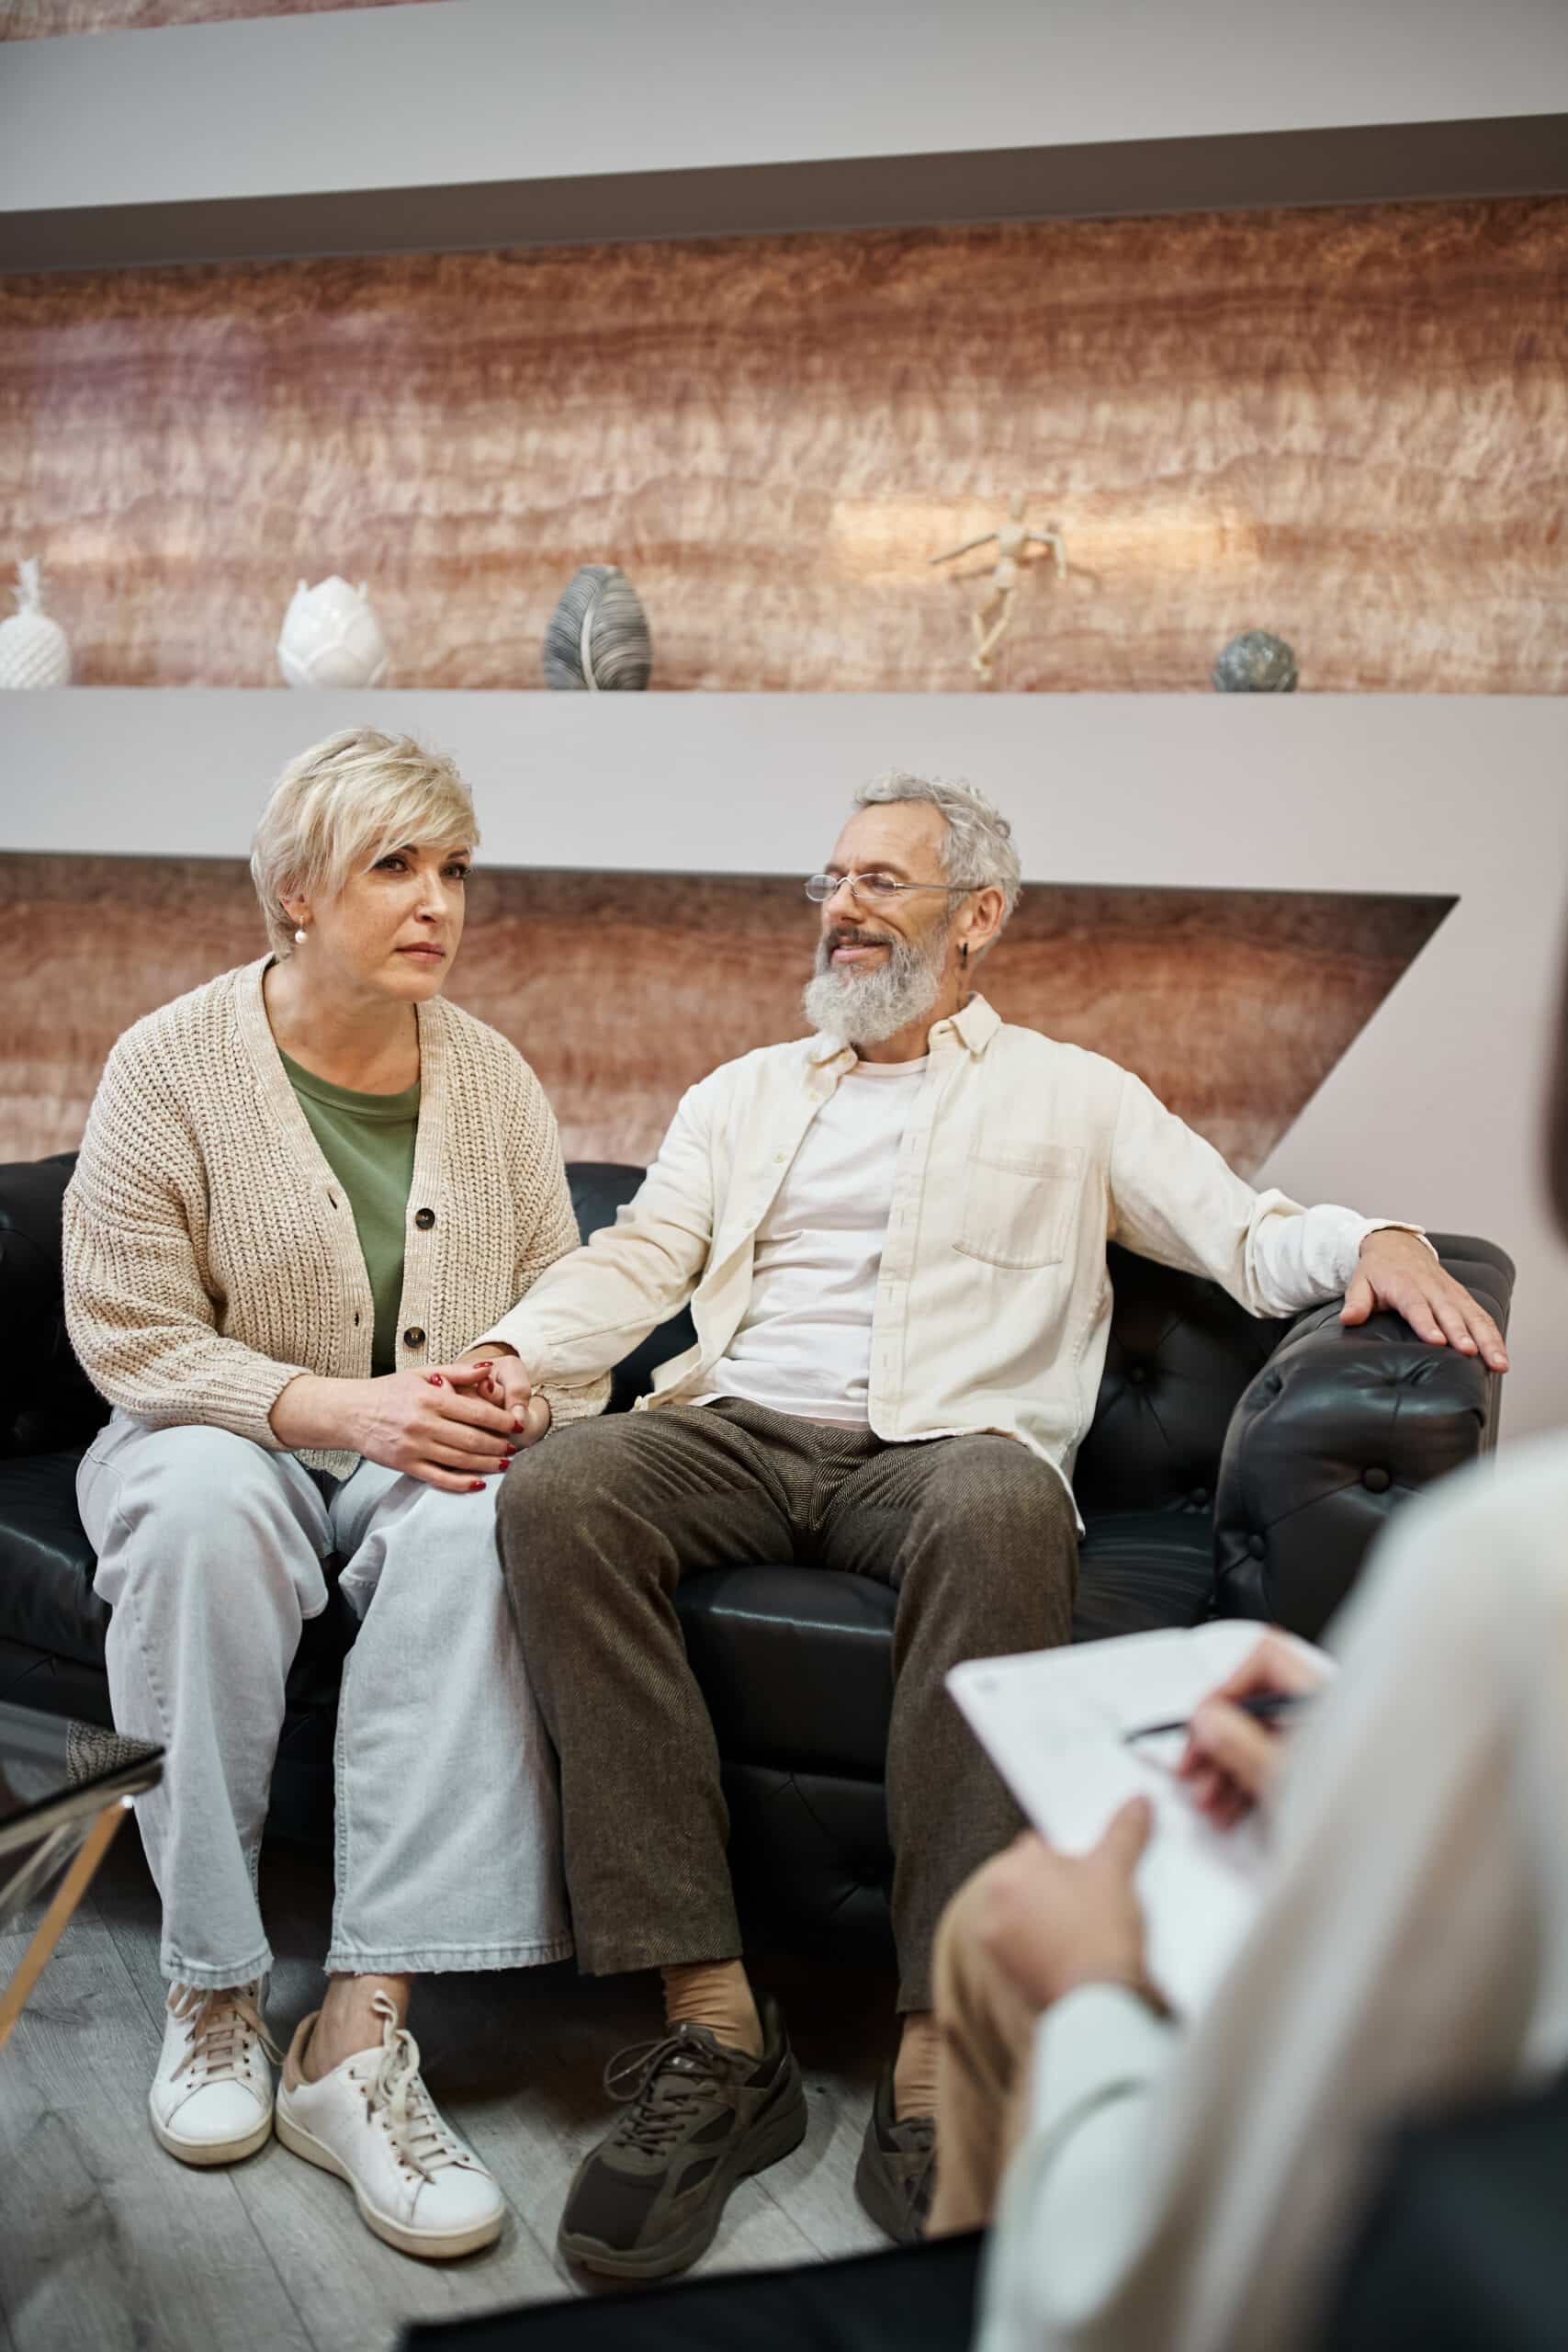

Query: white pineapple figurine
[
  {"left": 0, "top": 559, "right": 73, "bottom": 690},
  {"left": 277, "top": 576, "right": 389, "bottom": 688}
]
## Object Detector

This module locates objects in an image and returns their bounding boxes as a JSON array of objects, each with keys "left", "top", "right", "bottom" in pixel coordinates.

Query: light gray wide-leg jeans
[{"left": 77, "top": 1409, "right": 572, "bottom": 1990}]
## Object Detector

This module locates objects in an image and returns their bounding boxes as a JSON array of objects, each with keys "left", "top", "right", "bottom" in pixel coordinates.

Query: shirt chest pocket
[{"left": 954, "top": 1142, "right": 1084, "bottom": 1271}]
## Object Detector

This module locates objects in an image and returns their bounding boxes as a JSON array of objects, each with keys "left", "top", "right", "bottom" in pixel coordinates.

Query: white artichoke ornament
[
  {"left": 0, "top": 559, "right": 73, "bottom": 690},
  {"left": 277, "top": 576, "right": 389, "bottom": 689}
]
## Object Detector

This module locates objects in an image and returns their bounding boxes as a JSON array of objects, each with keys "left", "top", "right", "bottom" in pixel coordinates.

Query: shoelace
[
  {"left": 358, "top": 1990, "right": 470, "bottom": 2181},
  {"left": 169, "top": 1983, "right": 282, "bottom": 2085},
  {"left": 603, "top": 2027, "right": 734, "bottom": 2159}
]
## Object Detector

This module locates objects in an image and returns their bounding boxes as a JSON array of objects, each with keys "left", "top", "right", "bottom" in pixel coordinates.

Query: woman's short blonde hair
[{"left": 250, "top": 728, "right": 479, "bottom": 957}]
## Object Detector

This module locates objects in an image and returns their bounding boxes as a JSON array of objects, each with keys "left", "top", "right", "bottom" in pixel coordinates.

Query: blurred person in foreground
[
  {"left": 930, "top": 988, "right": 1568, "bottom": 2348},
  {"left": 65, "top": 729, "right": 604, "bottom": 2258}
]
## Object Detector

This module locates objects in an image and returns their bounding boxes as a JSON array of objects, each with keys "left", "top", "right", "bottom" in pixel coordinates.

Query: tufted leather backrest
[
  {"left": 0, "top": 1154, "right": 107, "bottom": 1456},
  {"left": 1074, "top": 1243, "right": 1285, "bottom": 1511}
]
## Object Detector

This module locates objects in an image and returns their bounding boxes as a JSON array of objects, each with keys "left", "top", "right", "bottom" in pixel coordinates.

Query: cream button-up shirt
[{"left": 479, "top": 995, "right": 1409, "bottom": 1509}]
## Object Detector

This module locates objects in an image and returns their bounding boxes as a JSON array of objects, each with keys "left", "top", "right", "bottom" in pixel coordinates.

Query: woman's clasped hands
[
  {"left": 350, "top": 1361, "right": 536, "bottom": 1491},
  {"left": 273, "top": 1353, "right": 550, "bottom": 1492}
]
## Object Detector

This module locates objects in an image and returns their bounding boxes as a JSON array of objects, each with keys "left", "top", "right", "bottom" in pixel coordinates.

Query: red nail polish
[
  {"left": 426, "top": 1373, "right": 445, "bottom": 1387},
  {"left": 513, "top": 1418, "right": 525, "bottom": 1432},
  {"left": 469, "top": 1479, "right": 484, "bottom": 1491}
]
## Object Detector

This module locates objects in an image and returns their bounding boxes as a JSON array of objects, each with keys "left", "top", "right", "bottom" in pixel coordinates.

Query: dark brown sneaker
[
  {"left": 854, "top": 2064, "right": 936, "bottom": 2245},
  {"left": 558, "top": 1997, "right": 807, "bottom": 2280}
]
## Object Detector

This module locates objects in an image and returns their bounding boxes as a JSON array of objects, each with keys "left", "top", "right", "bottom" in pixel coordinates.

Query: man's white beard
[{"left": 802, "top": 922, "right": 950, "bottom": 1047}]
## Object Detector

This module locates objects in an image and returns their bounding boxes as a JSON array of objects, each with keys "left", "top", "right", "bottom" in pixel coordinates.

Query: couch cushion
[
  {"left": 1074, "top": 1506, "right": 1217, "bottom": 1641},
  {"left": 0, "top": 1447, "right": 361, "bottom": 1720},
  {"left": 677, "top": 1510, "right": 1216, "bottom": 1779},
  {"left": 0, "top": 1450, "right": 107, "bottom": 1668},
  {"left": 678, "top": 1566, "right": 895, "bottom": 1779}
]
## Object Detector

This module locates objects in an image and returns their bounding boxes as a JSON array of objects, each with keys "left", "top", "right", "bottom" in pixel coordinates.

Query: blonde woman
[{"left": 66, "top": 728, "right": 604, "bottom": 2260}]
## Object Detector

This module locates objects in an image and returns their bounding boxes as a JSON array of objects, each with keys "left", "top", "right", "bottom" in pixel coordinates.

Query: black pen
[{"left": 1122, "top": 1690, "right": 1313, "bottom": 1745}]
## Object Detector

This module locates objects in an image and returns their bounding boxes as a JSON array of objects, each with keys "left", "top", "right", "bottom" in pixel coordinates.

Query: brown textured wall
[
  {"left": 0, "top": 851, "right": 1450, "bottom": 1178},
  {"left": 2, "top": 0, "right": 443, "bottom": 39},
  {"left": 2, "top": 198, "right": 1563, "bottom": 691}
]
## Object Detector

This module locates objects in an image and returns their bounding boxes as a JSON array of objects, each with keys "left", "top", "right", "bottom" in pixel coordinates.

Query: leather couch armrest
[{"left": 1213, "top": 1235, "right": 1516, "bottom": 1640}]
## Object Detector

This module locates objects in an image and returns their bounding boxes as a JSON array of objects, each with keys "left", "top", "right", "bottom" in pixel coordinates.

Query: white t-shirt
[{"left": 705, "top": 1055, "right": 928, "bottom": 1424}]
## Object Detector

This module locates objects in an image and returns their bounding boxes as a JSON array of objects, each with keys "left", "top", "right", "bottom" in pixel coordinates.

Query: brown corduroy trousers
[{"left": 496, "top": 1396, "right": 1078, "bottom": 2011}]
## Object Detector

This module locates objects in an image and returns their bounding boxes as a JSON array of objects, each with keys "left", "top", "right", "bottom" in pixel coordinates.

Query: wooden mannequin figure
[{"left": 930, "top": 492, "right": 1067, "bottom": 684}]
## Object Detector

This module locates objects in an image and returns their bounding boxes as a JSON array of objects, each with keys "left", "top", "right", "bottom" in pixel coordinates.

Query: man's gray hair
[{"left": 853, "top": 772, "right": 1022, "bottom": 922}]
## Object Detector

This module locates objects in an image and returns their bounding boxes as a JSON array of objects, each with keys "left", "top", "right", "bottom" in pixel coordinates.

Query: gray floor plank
[
  {"left": 7, "top": 1832, "right": 902, "bottom": 2351},
  {"left": 0, "top": 1883, "right": 314, "bottom": 2352}
]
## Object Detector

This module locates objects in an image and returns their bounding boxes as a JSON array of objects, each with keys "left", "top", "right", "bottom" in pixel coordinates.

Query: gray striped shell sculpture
[
  {"left": 543, "top": 565, "right": 652, "bottom": 691},
  {"left": 1212, "top": 629, "right": 1298, "bottom": 692}
]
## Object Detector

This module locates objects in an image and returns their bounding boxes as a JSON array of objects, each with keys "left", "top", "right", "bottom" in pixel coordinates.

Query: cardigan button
[
  {"left": 402, "top": 1326, "right": 426, "bottom": 1349},
  {"left": 1247, "top": 1532, "right": 1267, "bottom": 1559},
  {"left": 413, "top": 1207, "right": 435, "bottom": 1229},
  {"left": 1362, "top": 1465, "right": 1392, "bottom": 1493}
]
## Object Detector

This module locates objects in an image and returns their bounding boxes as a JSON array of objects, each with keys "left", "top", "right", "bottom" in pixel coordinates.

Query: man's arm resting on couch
[
  {"left": 465, "top": 1072, "right": 723, "bottom": 1385},
  {"left": 1106, "top": 1069, "right": 1507, "bottom": 1364}
]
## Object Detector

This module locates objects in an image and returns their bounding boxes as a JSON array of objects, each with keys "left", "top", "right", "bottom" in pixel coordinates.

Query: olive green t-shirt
[{"left": 278, "top": 1048, "right": 420, "bottom": 1377}]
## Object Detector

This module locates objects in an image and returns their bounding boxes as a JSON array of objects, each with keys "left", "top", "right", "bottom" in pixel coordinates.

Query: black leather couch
[{"left": 0, "top": 1152, "right": 1514, "bottom": 1963}]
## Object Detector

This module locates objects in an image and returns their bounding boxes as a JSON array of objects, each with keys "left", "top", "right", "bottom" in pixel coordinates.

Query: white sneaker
[
  {"left": 150, "top": 1982, "right": 279, "bottom": 2165},
  {"left": 275, "top": 1992, "right": 504, "bottom": 2260}
]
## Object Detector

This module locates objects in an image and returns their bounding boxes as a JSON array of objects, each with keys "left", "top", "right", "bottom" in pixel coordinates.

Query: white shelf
[
  {"left": 3, "top": 1, "right": 1564, "bottom": 270},
  {"left": 0, "top": 684, "right": 1553, "bottom": 895}
]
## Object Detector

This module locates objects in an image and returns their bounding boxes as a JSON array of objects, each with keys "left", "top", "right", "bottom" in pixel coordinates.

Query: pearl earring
[{"left": 294, "top": 928, "right": 308, "bottom": 945}]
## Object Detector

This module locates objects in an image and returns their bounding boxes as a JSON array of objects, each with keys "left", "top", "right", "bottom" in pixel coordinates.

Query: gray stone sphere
[{"left": 1212, "top": 630, "right": 1299, "bottom": 693}]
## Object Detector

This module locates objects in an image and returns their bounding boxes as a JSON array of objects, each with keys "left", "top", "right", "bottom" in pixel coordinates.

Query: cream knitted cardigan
[{"left": 63, "top": 957, "right": 607, "bottom": 1476}]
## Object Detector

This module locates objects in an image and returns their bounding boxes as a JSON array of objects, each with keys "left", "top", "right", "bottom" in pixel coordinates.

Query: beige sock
[
  {"left": 661, "top": 1961, "right": 763, "bottom": 2058},
  {"left": 894, "top": 2009, "right": 941, "bottom": 2121}
]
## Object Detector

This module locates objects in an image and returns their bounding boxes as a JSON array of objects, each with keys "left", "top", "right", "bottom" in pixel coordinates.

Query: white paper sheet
[{"left": 948, "top": 1622, "right": 1328, "bottom": 2016}]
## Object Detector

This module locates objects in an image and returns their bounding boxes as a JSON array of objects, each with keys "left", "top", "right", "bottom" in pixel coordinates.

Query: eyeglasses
[{"left": 805, "top": 871, "right": 973, "bottom": 905}]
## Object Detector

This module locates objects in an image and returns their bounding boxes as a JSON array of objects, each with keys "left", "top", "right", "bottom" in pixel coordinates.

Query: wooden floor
[{"left": 0, "top": 1833, "right": 891, "bottom": 2351}]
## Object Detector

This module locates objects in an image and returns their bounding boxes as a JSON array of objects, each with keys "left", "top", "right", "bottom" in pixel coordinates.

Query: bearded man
[{"left": 467, "top": 772, "right": 1508, "bottom": 2280}]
